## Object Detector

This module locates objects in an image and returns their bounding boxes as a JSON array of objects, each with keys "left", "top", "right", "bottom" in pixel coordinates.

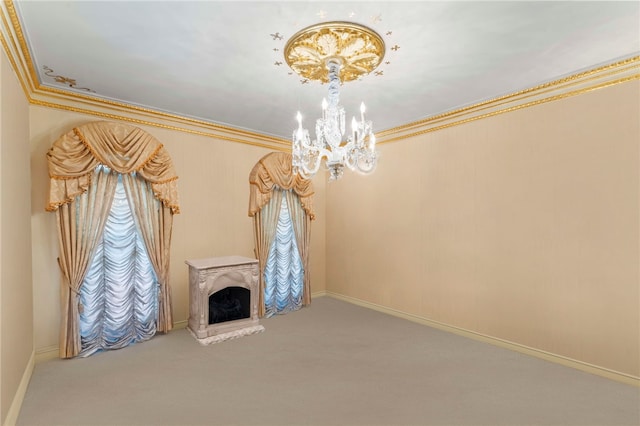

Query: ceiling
[{"left": 13, "top": 1, "right": 640, "bottom": 140}]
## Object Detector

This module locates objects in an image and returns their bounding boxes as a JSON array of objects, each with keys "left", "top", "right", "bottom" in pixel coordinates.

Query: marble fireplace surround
[{"left": 186, "top": 256, "right": 264, "bottom": 345}]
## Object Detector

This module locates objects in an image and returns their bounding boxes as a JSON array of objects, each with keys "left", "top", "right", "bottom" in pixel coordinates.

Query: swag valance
[
  {"left": 248, "top": 152, "right": 315, "bottom": 220},
  {"left": 46, "top": 121, "right": 180, "bottom": 214}
]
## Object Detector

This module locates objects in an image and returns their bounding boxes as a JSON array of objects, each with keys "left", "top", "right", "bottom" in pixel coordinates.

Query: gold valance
[
  {"left": 248, "top": 152, "right": 314, "bottom": 220},
  {"left": 46, "top": 121, "right": 180, "bottom": 214}
]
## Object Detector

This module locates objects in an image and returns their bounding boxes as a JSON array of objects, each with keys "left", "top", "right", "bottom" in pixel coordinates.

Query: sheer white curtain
[
  {"left": 79, "top": 171, "right": 159, "bottom": 356},
  {"left": 263, "top": 192, "right": 304, "bottom": 317}
]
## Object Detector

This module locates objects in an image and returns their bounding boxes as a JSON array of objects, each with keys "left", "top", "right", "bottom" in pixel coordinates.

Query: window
[
  {"left": 263, "top": 195, "right": 304, "bottom": 317},
  {"left": 79, "top": 171, "right": 158, "bottom": 356}
]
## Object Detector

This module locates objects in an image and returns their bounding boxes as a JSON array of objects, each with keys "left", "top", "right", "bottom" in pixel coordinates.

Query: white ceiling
[{"left": 14, "top": 1, "right": 640, "bottom": 140}]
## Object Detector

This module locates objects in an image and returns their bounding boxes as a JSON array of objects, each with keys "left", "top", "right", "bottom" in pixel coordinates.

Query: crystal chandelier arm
[
  {"left": 297, "top": 153, "right": 323, "bottom": 179},
  {"left": 293, "top": 113, "right": 329, "bottom": 179},
  {"left": 353, "top": 149, "right": 377, "bottom": 174},
  {"left": 346, "top": 110, "right": 378, "bottom": 175},
  {"left": 347, "top": 142, "right": 377, "bottom": 175}
]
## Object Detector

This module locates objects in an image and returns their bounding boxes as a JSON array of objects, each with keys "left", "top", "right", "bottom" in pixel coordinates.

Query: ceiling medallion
[{"left": 284, "top": 21, "right": 385, "bottom": 84}]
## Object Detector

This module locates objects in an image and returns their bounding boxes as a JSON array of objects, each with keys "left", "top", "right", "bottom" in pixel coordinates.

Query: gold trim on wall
[
  {"left": 0, "top": 3, "right": 31, "bottom": 100},
  {"left": 380, "top": 73, "right": 640, "bottom": 145},
  {"left": 376, "top": 56, "right": 640, "bottom": 142},
  {"left": 378, "top": 61, "right": 639, "bottom": 138},
  {"left": 29, "top": 84, "right": 289, "bottom": 146},
  {"left": 2, "top": 0, "right": 638, "bottom": 149},
  {"left": 29, "top": 99, "right": 291, "bottom": 152},
  {"left": 3, "top": 0, "right": 38, "bottom": 91}
]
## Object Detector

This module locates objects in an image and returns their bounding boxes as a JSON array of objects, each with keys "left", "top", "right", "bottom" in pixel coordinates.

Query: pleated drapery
[
  {"left": 46, "top": 121, "right": 180, "bottom": 358},
  {"left": 248, "top": 152, "right": 314, "bottom": 317},
  {"left": 248, "top": 152, "right": 314, "bottom": 219},
  {"left": 263, "top": 196, "right": 304, "bottom": 317},
  {"left": 253, "top": 190, "right": 283, "bottom": 317},
  {"left": 79, "top": 175, "right": 158, "bottom": 357},
  {"left": 46, "top": 122, "right": 179, "bottom": 214},
  {"left": 57, "top": 166, "right": 118, "bottom": 358},
  {"left": 122, "top": 173, "right": 174, "bottom": 333},
  {"left": 284, "top": 189, "right": 312, "bottom": 306}
]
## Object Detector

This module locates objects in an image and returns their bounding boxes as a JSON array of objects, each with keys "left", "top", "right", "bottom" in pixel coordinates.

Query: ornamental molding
[{"left": 284, "top": 21, "right": 385, "bottom": 83}]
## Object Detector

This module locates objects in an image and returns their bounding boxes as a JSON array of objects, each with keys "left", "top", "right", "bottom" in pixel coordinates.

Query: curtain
[
  {"left": 284, "top": 189, "right": 312, "bottom": 307},
  {"left": 263, "top": 195, "right": 304, "bottom": 317},
  {"left": 248, "top": 152, "right": 314, "bottom": 219},
  {"left": 47, "top": 121, "right": 180, "bottom": 358},
  {"left": 47, "top": 122, "right": 179, "bottom": 214},
  {"left": 57, "top": 166, "right": 118, "bottom": 358},
  {"left": 254, "top": 190, "right": 283, "bottom": 317},
  {"left": 79, "top": 175, "right": 158, "bottom": 357},
  {"left": 249, "top": 152, "right": 314, "bottom": 317},
  {"left": 122, "top": 173, "right": 174, "bottom": 332}
]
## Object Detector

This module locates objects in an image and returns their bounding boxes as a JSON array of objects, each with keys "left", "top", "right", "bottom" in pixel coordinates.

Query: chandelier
[{"left": 284, "top": 22, "right": 385, "bottom": 181}]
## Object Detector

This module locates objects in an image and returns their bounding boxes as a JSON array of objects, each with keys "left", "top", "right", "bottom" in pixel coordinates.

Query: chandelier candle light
[{"left": 284, "top": 22, "right": 385, "bottom": 180}]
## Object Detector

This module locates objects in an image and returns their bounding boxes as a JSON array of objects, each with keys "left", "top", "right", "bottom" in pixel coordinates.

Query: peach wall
[
  {"left": 1, "top": 49, "right": 33, "bottom": 424},
  {"left": 326, "top": 80, "right": 639, "bottom": 377},
  {"left": 29, "top": 107, "right": 326, "bottom": 351},
  {"left": 21, "top": 65, "right": 639, "bottom": 381}
]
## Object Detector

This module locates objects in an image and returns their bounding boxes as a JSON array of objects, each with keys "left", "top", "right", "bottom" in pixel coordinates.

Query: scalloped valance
[
  {"left": 248, "top": 152, "right": 314, "bottom": 220},
  {"left": 46, "top": 121, "right": 180, "bottom": 214}
]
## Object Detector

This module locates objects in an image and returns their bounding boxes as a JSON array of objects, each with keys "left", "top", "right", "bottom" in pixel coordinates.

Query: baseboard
[
  {"left": 35, "top": 345, "right": 59, "bottom": 363},
  {"left": 311, "top": 290, "right": 328, "bottom": 299},
  {"left": 36, "top": 319, "right": 191, "bottom": 363},
  {"left": 33, "top": 292, "right": 635, "bottom": 386},
  {"left": 172, "top": 319, "right": 188, "bottom": 330},
  {"left": 3, "top": 350, "right": 35, "bottom": 426},
  {"left": 325, "top": 292, "right": 640, "bottom": 387}
]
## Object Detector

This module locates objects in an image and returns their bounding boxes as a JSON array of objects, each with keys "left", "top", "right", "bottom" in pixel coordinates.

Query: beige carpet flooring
[{"left": 17, "top": 296, "right": 639, "bottom": 426}]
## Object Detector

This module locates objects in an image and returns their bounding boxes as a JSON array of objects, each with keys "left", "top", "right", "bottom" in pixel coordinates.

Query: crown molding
[
  {"left": 0, "top": 0, "right": 290, "bottom": 152},
  {"left": 1, "top": 0, "right": 34, "bottom": 97},
  {"left": 376, "top": 55, "right": 640, "bottom": 144},
  {"left": 2, "top": 1, "right": 638, "bottom": 149}
]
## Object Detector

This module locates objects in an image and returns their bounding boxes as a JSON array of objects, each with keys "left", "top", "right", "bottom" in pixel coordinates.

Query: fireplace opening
[{"left": 208, "top": 286, "right": 250, "bottom": 325}]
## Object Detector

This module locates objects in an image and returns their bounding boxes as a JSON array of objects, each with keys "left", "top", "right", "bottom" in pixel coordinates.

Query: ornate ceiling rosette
[{"left": 284, "top": 21, "right": 385, "bottom": 83}]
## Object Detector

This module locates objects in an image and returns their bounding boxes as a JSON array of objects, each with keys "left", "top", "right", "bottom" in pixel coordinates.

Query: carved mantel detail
[{"left": 185, "top": 256, "right": 263, "bottom": 343}]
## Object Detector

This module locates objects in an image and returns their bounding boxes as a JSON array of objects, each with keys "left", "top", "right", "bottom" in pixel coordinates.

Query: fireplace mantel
[{"left": 186, "top": 256, "right": 263, "bottom": 344}]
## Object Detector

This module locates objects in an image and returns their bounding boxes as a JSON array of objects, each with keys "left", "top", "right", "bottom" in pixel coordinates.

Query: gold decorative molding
[
  {"left": 284, "top": 21, "right": 385, "bottom": 83},
  {"left": 2, "top": 0, "right": 637, "bottom": 149},
  {"left": 43, "top": 65, "right": 95, "bottom": 92},
  {"left": 1, "top": 0, "right": 289, "bottom": 150},
  {"left": 29, "top": 98, "right": 291, "bottom": 151},
  {"left": 380, "top": 74, "right": 639, "bottom": 145},
  {"left": 3, "top": 0, "right": 38, "bottom": 92},
  {"left": 375, "top": 56, "right": 640, "bottom": 143},
  {"left": 1, "top": 0, "right": 34, "bottom": 99}
]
